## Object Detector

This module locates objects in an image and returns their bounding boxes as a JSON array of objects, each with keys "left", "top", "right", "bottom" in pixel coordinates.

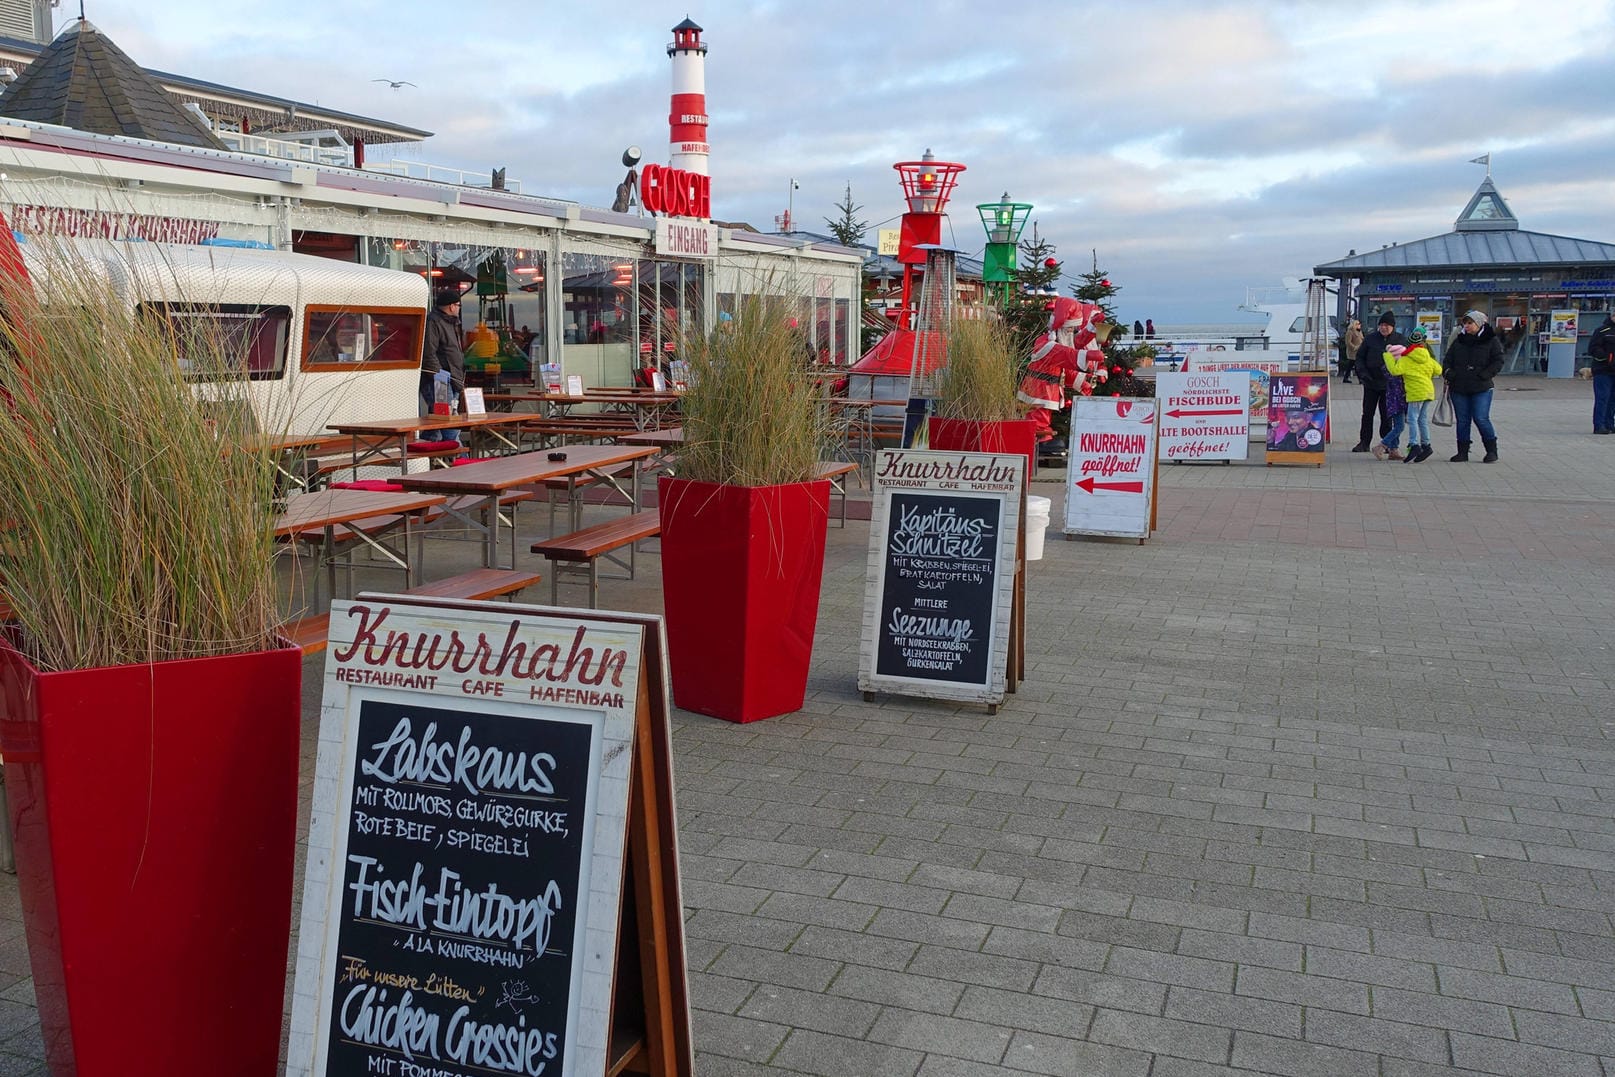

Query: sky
[{"left": 64, "top": 0, "right": 1615, "bottom": 324}]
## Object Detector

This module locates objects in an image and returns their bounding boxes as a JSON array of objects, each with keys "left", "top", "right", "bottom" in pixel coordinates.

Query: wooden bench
[
  {"left": 285, "top": 567, "right": 543, "bottom": 655},
  {"left": 308, "top": 444, "right": 467, "bottom": 485},
  {"left": 817, "top": 460, "right": 860, "bottom": 528},
  {"left": 529, "top": 509, "right": 661, "bottom": 608}
]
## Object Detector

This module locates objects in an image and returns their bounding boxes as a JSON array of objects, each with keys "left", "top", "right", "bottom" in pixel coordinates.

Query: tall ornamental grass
[
  {"left": 677, "top": 293, "right": 825, "bottom": 487},
  {"left": 934, "top": 315, "right": 1021, "bottom": 421},
  {"left": 0, "top": 238, "right": 282, "bottom": 671}
]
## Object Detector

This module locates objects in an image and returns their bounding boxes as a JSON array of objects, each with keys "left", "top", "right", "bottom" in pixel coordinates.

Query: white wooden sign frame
[
  {"left": 288, "top": 595, "right": 646, "bottom": 1077},
  {"left": 1155, "top": 371, "right": 1250, "bottom": 462},
  {"left": 1064, "top": 396, "right": 1159, "bottom": 539},
  {"left": 858, "top": 449, "right": 1022, "bottom": 707}
]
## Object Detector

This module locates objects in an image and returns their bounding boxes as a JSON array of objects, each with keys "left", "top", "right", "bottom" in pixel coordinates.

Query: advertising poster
[
  {"left": 1417, "top": 311, "right": 1445, "bottom": 355},
  {"left": 1064, "top": 397, "right": 1158, "bottom": 539},
  {"left": 1155, "top": 371, "right": 1251, "bottom": 462},
  {"left": 1265, "top": 373, "right": 1329, "bottom": 466},
  {"left": 1182, "top": 352, "right": 1286, "bottom": 435},
  {"left": 858, "top": 450, "right": 1022, "bottom": 707},
  {"left": 1550, "top": 310, "right": 1579, "bottom": 344}
]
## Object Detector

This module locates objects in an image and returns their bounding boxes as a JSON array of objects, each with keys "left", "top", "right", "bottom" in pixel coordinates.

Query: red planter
[
  {"left": 659, "top": 476, "right": 831, "bottom": 722},
  {"left": 927, "top": 417, "right": 1038, "bottom": 482},
  {"left": 0, "top": 639, "right": 301, "bottom": 1077}
]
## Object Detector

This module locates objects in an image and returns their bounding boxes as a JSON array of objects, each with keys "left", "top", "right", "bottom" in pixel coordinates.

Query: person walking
[
  {"left": 1383, "top": 328, "right": 1442, "bottom": 463},
  {"left": 420, "top": 286, "right": 467, "bottom": 441},
  {"left": 1446, "top": 309, "right": 1505, "bottom": 461},
  {"left": 1587, "top": 311, "right": 1615, "bottom": 434},
  {"left": 1340, "top": 318, "right": 1363, "bottom": 383},
  {"left": 1352, "top": 312, "right": 1403, "bottom": 452}
]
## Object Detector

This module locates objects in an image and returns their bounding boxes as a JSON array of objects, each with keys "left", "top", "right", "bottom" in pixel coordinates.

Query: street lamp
[{"left": 976, "top": 191, "right": 1032, "bottom": 304}]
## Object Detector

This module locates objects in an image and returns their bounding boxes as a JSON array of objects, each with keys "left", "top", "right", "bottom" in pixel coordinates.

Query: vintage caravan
[{"left": 13, "top": 237, "right": 428, "bottom": 436}]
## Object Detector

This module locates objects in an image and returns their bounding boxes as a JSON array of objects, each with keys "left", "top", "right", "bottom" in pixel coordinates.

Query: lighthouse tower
[{"left": 667, "top": 17, "right": 709, "bottom": 176}]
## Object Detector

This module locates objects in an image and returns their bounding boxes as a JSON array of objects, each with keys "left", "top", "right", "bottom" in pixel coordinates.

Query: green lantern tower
[{"left": 976, "top": 192, "right": 1033, "bottom": 304}]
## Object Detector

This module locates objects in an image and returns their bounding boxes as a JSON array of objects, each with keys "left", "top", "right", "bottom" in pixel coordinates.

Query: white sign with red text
[
  {"left": 1156, "top": 372, "right": 1250, "bottom": 462},
  {"left": 1064, "top": 397, "right": 1158, "bottom": 539}
]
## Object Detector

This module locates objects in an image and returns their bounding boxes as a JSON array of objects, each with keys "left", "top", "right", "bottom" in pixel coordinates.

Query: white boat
[{"left": 1147, "top": 279, "right": 1340, "bottom": 370}]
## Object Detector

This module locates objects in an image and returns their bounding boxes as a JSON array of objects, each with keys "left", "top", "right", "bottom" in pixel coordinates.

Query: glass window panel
[
  {"left": 302, "top": 306, "right": 422, "bottom": 371},
  {"left": 141, "top": 303, "right": 290, "bottom": 380}
]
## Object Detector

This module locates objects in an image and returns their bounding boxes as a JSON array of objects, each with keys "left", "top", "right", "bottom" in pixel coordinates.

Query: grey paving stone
[
  {"left": 1104, "top": 947, "right": 1234, "bottom": 992},
  {"left": 690, "top": 1009, "right": 791, "bottom": 1065},
  {"left": 1369, "top": 985, "right": 1515, "bottom": 1038},
  {"left": 1087, "top": 1007, "right": 1232, "bottom": 1064},
  {"left": 866, "top": 1008, "right": 1013, "bottom": 1066},
  {"left": 1449, "top": 1031, "right": 1605, "bottom": 1077},
  {"left": 1164, "top": 984, "right": 1302, "bottom": 1038},
  {"left": 788, "top": 925, "right": 918, "bottom": 972},
  {"left": 1302, "top": 1009, "right": 1449, "bottom": 1065},
  {"left": 1175, "top": 927, "right": 1303, "bottom": 972},
  {"left": 953, "top": 984, "right": 1092, "bottom": 1038},
  {"left": 1437, "top": 963, "right": 1581, "bottom": 1013},
  {"left": 1235, "top": 966, "right": 1369, "bottom": 1015},
  {"left": 737, "top": 984, "right": 881, "bottom": 1039},
  {"left": 709, "top": 944, "right": 842, "bottom": 993},
  {"left": 1033, "top": 965, "right": 1167, "bottom": 1015},
  {"left": 767, "top": 1027, "right": 924, "bottom": 1077},
  {"left": 1002, "top": 1029, "right": 1153, "bottom": 1077},
  {"left": 1230, "top": 1030, "right": 1380, "bottom": 1077},
  {"left": 827, "top": 964, "right": 963, "bottom": 1016}
]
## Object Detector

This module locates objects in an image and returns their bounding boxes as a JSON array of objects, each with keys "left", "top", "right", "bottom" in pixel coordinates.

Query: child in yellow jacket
[{"left": 1383, "top": 328, "right": 1443, "bottom": 463}]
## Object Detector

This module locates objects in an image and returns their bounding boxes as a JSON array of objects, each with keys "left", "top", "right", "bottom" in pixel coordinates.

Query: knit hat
[
  {"left": 434, "top": 286, "right": 463, "bottom": 308},
  {"left": 1407, "top": 328, "right": 1427, "bottom": 344},
  {"left": 1462, "top": 310, "right": 1488, "bottom": 326},
  {"left": 1377, "top": 312, "right": 1397, "bottom": 327}
]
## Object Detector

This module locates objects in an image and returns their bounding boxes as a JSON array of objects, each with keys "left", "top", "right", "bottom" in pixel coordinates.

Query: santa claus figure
[{"left": 1017, "top": 297, "right": 1108, "bottom": 442}]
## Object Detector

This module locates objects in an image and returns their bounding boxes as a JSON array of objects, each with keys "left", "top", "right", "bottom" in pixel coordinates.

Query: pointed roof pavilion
[
  {"left": 0, "top": 19, "right": 226, "bottom": 149},
  {"left": 1314, "top": 176, "right": 1615, "bottom": 275}
]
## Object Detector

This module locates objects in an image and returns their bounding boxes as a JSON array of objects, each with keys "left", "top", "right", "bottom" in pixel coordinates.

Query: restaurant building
[
  {"left": 1313, "top": 175, "right": 1615, "bottom": 373},
  {"left": 0, "top": 18, "right": 864, "bottom": 386}
]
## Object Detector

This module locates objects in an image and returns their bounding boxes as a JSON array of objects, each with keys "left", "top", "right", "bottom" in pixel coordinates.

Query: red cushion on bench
[
  {"left": 330, "top": 479, "right": 405, "bottom": 492},
  {"left": 450, "top": 456, "right": 482, "bottom": 467},
  {"left": 407, "top": 439, "right": 461, "bottom": 452}
]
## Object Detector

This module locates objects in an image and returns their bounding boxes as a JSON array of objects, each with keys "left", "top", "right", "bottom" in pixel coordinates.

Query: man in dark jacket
[
  {"left": 1445, "top": 310, "right": 1505, "bottom": 461},
  {"left": 1588, "top": 312, "right": 1615, "bottom": 435},
  {"left": 421, "top": 286, "right": 466, "bottom": 440},
  {"left": 1352, "top": 312, "right": 1403, "bottom": 451}
]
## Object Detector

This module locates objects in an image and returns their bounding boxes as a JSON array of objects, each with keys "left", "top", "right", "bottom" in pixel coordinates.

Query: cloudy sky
[{"left": 67, "top": 0, "right": 1615, "bottom": 323}]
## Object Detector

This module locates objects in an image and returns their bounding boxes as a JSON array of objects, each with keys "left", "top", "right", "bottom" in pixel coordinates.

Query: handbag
[{"left": 1432, "top": 381, "right": 1453, "bottom": 427}]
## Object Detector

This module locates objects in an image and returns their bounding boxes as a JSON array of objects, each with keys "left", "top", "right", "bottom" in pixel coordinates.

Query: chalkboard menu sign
[
  {"left": 288, "top": 598, "right": 646, "bottom": 1077},
  {"left": 859, "top": 450, "right": 1022, "bottom": 707}
]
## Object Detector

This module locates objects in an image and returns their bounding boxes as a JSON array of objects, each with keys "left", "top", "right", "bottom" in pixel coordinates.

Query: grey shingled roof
[
  {"left": 1314, "top": 229, "right": 1615, "bottom": 274},
  {"left": 0, "top": 19, "right": 225, "bottom": 149}
]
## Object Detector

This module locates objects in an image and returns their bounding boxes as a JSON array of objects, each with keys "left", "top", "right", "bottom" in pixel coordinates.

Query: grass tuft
[
  {"left": 934, "top": 316, "right": 1020, "bottom": 421},
  {"left": 0, "top": 238, "right": 283, "bottom": 671},
  {"left": 676, "top": 293, "right": 825, "bottom": 487}
]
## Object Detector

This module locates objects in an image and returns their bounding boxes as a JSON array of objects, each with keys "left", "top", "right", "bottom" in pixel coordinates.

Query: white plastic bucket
[{"left": 1025, "top": 495, "right": 1052, "bottom": 561}]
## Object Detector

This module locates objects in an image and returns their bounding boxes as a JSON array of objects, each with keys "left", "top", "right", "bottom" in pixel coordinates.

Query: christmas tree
[
  {"left": 1004, "top": 222, "right": 1062, "bottom": 356},
  {"left": 1071, "top": 250, "right": 1153, "bottom": 398}
]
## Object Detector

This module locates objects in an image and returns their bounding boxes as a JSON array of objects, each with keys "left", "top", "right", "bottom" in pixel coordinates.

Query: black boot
[
  {"left": 1482, "top": 439, "right": 1498, "bottom": 463},
  {"left": 1449, "top": 442, "right": 1469, "bottom": 462},
  {"left": 1403, "top": 444, "right": 1421, "bottom": 463},
  {"left": 1351, "top": 440, "right": 1371, "bottom": 453}
]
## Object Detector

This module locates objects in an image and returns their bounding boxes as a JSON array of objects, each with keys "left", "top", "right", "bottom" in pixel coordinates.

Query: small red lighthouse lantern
[{"left": 892, "top": 149, "right": 965, "bottom": 328}]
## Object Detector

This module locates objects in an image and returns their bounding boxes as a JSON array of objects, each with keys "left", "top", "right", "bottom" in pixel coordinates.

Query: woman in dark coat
[{"left": 1444, "top": 309, "right": 1505, "bottom": 462}]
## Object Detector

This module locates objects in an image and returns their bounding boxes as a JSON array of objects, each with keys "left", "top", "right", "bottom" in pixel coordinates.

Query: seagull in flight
[{"left": 372, "top": 78, "right": 416, "bottom": 90}]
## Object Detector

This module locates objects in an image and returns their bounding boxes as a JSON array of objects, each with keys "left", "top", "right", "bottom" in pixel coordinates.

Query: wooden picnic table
[
  {"left": 327, "top": 411, "right": 532, "bottom": 471},
  {"left": 395, "top": 443, "right": 659, "bottom": 567},
  {"left": 487, "top": 390, "right": 681, "bottom": 430},
  {"left": 275, "top": 487, "right": 447, "bottom": 608}
]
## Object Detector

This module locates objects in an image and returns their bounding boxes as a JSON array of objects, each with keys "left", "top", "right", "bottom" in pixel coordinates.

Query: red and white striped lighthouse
[{"left": 667, "top": 17, "right": 709, "bottom": 176}]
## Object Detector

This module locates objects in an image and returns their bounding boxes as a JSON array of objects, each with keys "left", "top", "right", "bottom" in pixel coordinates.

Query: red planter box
[
  {"left": 659, "top": 476, "right": 830, "bottom": 722},
  {"left": 0, "top": 640, "right": 301, "bottom": 1077},
  {"left": 927, "top": 417, "right": 1037, "bottom": 482}
]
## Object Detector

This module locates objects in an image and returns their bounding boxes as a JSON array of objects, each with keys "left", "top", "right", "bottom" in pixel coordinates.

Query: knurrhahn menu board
[
  {"left": 859, "top": 450, "right": 1022, "bottom": 707},
  {"left": 287, "top": 597, "right": 644, "bottom": 1077}
]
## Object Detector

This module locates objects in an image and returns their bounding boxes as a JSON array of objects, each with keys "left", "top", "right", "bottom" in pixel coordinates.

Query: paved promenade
[{"left": 0, "top": 375, "right": 1611, "bottom": 1076}]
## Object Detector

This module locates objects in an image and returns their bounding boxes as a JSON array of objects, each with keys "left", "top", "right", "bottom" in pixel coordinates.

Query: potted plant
[
  {"left": 659, "top": 294, "right": 829, "bottom": 723},
  {"left": 0, "top": 231, "right": 300, "bottom": 1076},
  {"left": 927, "top": 316, "right": 1037, "bottom": 475}
]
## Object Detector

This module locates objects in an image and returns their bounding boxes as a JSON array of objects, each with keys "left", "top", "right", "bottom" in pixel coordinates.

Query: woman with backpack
[{"left": 1588, "top": 311, "right": 1615, "bottom": 435}]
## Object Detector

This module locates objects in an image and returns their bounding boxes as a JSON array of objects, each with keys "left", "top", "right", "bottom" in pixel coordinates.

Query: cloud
[{"left": 47, "top": 0, "right": 1615, "bottom": 321}]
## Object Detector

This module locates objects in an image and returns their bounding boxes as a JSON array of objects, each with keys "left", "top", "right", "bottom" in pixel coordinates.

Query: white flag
[{"left": 1469, "top": 154, "right": 1490, "bottom": 166}]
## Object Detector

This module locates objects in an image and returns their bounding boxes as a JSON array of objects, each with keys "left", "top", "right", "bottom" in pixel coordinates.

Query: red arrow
[
  {"left": 1166, "top": 407, "right": 1244, "bottom": 419},
  {"left": 1076, "top": 477, "right": 1145, "bottom": 494}
]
